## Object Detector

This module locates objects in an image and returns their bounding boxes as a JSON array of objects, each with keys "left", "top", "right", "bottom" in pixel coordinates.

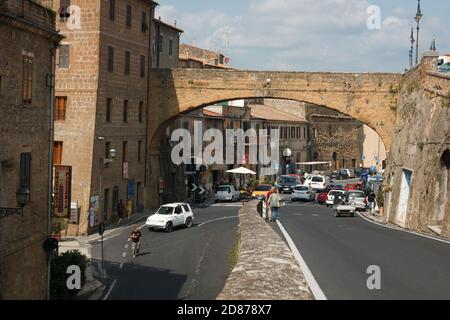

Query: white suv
[
  {"left": 146, "top": 203, "right": 194, "bottom": 233},
  {"left": 215, "top": 185, "right": 240, "bottom": 202},
  {"left": 310, "top": 175, "right": 330, "bottom": 191}
]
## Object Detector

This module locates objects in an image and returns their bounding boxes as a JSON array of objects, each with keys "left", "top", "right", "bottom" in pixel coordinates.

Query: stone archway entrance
[{"left": 434, "top": 149, "right": 450, "bottom": 227}]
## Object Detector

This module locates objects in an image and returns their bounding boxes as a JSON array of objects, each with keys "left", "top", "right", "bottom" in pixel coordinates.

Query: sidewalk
[{"left": 359, "top": 210, "right": 386, "bottom": 224}]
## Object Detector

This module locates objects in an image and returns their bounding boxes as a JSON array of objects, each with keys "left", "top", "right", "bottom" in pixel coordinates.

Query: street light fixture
[
  {"left": 0, "top": 185, "right": 30, "bottom": 218},
  {"left": 414, "top": 0, "right": 423, "bottom": 65}
]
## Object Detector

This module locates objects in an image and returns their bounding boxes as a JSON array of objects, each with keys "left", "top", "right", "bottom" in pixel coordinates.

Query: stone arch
[{"left": 432, "top": 149, "right": 450, "bottom": 225}]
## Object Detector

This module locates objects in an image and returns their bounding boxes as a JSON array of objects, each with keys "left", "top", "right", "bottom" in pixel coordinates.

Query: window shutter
[{"left": 20, "top": 153, "right": 31, "bottom": 190}]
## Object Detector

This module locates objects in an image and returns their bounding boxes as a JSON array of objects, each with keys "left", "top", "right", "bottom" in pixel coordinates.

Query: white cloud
[{"left": 156, "top": 1, "right": 450, "bottom": 72}]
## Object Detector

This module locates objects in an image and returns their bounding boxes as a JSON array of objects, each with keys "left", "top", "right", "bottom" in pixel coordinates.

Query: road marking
[
  {"left": 312, "top": 214, "right": 319, "bottom": 217},
  {"left": 124, "top": 244, "right": 129, "bottom": 249},
  {"left": 210, "top": 203, "right": 244, "bottom": 207},
  {"left": 103, "top": 279, "right": 117, "bottom": 300},
  {"left": 127, "top": 238, "right": 131, "bottom": 242},
  {"left": 357, "top": 212, "right": 450, "bottom": 245},
  {"left": 138, "top": 224, "right": 146, "bottom": 230},
  {"left": 276, "top": 220, "right": 327, "bottom": 300},
  {"left": 198, "top": 216, "right": 238, "bottom": 227},
  {"left": 293, "top": 213, "right": 304, "bottom": 216},
  {"left": 97, "top": 234, "right": 120, "bottom": 242},
  {"left": 119, "top": 263, "right": 124, "bottom": 269},
  {"left": 122, "top": 252, "right": 126, "bottom": 258}
]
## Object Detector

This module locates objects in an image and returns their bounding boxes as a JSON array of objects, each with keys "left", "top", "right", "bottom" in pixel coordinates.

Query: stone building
[
  {"left": 152, "top": 17, "right": 183, "bottom": 68},
  {"left": 179, "top": 43, "right": 231, "bottom": 69},
  {"left": 0, "top": 0, "right": 62, "bottom": 299},
  {"left": 384, "top": 52, "right": 450, "bottom": 239},
  {"left": 46, "top": 0, "right": 158, "bottom": 235}
]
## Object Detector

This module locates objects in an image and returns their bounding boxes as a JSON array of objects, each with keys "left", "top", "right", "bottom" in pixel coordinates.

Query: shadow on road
[{"left": 92, "top": 259, "right": 188, "bottom": 300}]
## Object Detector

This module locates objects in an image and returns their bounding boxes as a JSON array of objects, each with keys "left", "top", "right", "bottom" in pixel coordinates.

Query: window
[
  {"left": 125, "top": 51, "right": 130, "bottom": 75},
  {"left": 58, "top": 45, "right": 70, "bottom": 68},
  {"left": 183, "top": 121, "right": 189, "bottom": 130},
  {"left": 304, "top": 127, "right": 307, "bottom": 139},
  {"left": 169, "top": 38, "right": 173, "bottom": 57},
  {"left": 159, "top": 34, "right": 164, "bottom": 53},
  {"left": 138, "top": 140, "right": 142, "bottom": 163},
  {"left": 53, "top": 141, "right": 63, "bottom": 165},
  {"left": 139, "top": 101, "right": 144, "bottom": 123},
  {"left": 123, "top": 100, "right": 128, "bottom": 122},
  {"left": 291, "top": 127, "right": 295, "bottom": 139},
  {"left": 141, "top": 11, "right": 148, "bottom": 32},
  {"left": 109, "top": 0, "right": 115, "bottom": 21},
  {"left": 140, "top": 55, "right": 145, "bottom": 78},
  {"left": 108, "top": 46, "right": 114, "bottom": 72},
  {"left": 59, "top": 0, "right": 71, "bottom": 20},
  {"left": 105, "top": 141, "right": 111, "bottom": 158},
  {"left": 342, "top": 159, "right": 346, "bottom": 168},
  {"left": 126, "top": 5, "right": 132, "bottom": 27},
  {"left": 55, "top": 96, "right": 67, "bottom": 121},
  {"left": 106, "top": 98, "right": 112, "bottom": 122},
  {"left": 122, "top": 141, "right": 127, "bottom": 162},
  {"left": 352, "top": 159, "right": 356, "bottom": 168},
  {"left": 22, "top": 55, "right": 33, "bottom": 105},
  {"left": 20, "top": 153, "right": 31, "bottom": 191}
]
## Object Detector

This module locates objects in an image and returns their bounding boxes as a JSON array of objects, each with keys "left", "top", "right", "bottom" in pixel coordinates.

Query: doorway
[
  {"left": 396, "top": 169, "right": 412, "bottom": 227},
  {"left": 112, "top": 186, "right": 119, "bottom": 217}
]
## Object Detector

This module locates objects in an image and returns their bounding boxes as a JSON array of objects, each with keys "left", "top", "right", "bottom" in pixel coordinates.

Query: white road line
[
  {"left": 122, "top": 252, "right": 126, "bottom": 258},
  {"left": 119, "top": 263, "right": 124, "bottom": 269},
  {"left": 293, "top": 214, "right": 304, "bottom": 216},
  {"left": 138, "top": 224, "right": 146, "bottom": 230},
  {"left": 103, "top": 279, "right": 117, "bottom": 300},
  {"left": 276, "top": 220, "right": 327, "bottom": 300},
  {"left": 198, "top": 216, "right": 238, "bottom": 227},
  {"left": 127, "top": 238, "right": 131, "bottom": 242},
  {"left": 312, "top": 214, "right": 319, "bottom": 217},
  {"left": 357, "top": 212, "right": 450, "bottom": 245},
  {"left": 124, "top": 244, "right": 129, "bottom": 249},
  {"left": 97, "top": 234, "right": 119, "bottom": 242}
]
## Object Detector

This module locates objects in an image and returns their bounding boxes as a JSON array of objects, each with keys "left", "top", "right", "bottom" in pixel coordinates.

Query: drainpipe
[{"left": 47, "top": 45, "right": 56, "bottom": 300}]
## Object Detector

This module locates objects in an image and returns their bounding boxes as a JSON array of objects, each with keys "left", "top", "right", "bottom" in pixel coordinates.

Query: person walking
[
  {"left": 116, "top": 199, "right": 125, "bottom": 225},
  {"left": 367, "top": 190, "right": 376, "bottom": 215},
  {"left": 268, "top": 189, "right": 281, "bottom": 222},
  {"left": 126, "top": 199, "right": 133, "bottom": 222},
  {"left": 130, "top": 226, "right": 142, "bottom": 258},
  {"left": 265, "top": 187, "right": 276, "bottom": 222}
]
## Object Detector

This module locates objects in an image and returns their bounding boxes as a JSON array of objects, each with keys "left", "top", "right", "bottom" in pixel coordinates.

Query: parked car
[
  {"left": 252, "top": 184, "right": 272, "bottom": 200},
  {"left": 344, "top": 183, "right": 361, "bottom": 191},
  {"left": 438, "top": 62, "right": 450, "bottom": 73},
  {"left": 326, "top": 190, "right": 346, "bottom": 207},
  {"left": 317, "top": 191, "right": 329, "bottom": 204},
  {"left": 334, "top": 203, "right": 356, "bottom": 217},
  {"left": 368, "top": 175, "right": 384, "bottom": 182},
  {"left": 310, "top": 175, "right": 330, "bottom": 191},
  {"left": 330, "top": 170, "right": 339, "bottom": 180},
  {"left": 215, "top": 185, "right": 240, "bottom": 202},
  {"left": 277, "top": 175, "right": 298, "bottom": 194},
  {"left": 146, "top": 203, "right": 194, "bottom": 232},
  {"left": 291, "top": 185, "right": 315, "bottom": 201},
  {"left": 346, "top": 190, "right": 367, "bottom": 211}
]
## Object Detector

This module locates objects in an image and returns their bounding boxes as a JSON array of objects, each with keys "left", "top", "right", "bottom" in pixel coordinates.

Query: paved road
[
  {"left": 90, "top": 203, "right": 242, "bottom": 300},
  {"left": 273, "top": 196, "right": 450, "bottom": 299}
]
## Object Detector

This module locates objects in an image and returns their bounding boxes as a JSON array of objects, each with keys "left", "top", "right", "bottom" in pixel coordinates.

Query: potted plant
[
  {"left": 376, "top": 189, "right": 384, "bottom": 216},
  {"left": 51, "top": 218, "right": 68, "bottom": 241}
]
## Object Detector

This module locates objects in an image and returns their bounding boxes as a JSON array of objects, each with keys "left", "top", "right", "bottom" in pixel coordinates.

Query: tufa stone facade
[{"left": 0, "top": 0, "right": 62, "bottom": 299}]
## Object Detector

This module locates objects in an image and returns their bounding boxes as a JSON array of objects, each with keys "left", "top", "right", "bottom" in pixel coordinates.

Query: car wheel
[
  {"left": 165, "top": 222, "right": 173, "bottom": 233},
  {"left": 351, "top": 213, "right": 355, "bottom": 217},
  {"left": 148, "top": 227, "right": 153, "bottom": 232},
  {"left": 185, "top": 217, "right": 193, "bottom": 228}
]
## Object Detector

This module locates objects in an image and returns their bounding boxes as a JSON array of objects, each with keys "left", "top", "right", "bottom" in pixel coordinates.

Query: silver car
[{"left": 347, "top": 190, "right": 367, "bottom": 211}]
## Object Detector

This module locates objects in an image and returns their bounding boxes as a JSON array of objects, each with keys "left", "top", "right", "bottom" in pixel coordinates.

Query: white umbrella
[{"left": 226, "top": 167, "right": 256, "bottom": 175}]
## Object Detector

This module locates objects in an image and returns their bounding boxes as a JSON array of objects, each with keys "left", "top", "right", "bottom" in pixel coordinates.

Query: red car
[
  {"left": 344, "top": 183, "right": 362, "bottom": 191},
  {"left": 317, "top": 191, "right": 328, "bottom": 204}
]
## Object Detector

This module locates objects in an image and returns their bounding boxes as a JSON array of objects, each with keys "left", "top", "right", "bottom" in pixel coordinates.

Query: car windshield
[
  {"left": 348, "top": 191, "right": 365, "bottom": 198},
  {"left": 279, "top": 177, "right": 296, "bottom": 184},
  {"left": 312, "top": 176, "right": 323, "bottom": 182},
  {"left": 217, "top": 186, "right": 230, "bottom": 192},
  {"left": 329, "top": 191, "right": 343, "bottom": 196},
  {"left": 255, "top": 185, "right": 271, "bottom": 191},
  {"left": 295, "top": 186, "right": 309, "bottom": 191},
  {"left": 157, "top": 206, "right": 174, "bottom": 215}
]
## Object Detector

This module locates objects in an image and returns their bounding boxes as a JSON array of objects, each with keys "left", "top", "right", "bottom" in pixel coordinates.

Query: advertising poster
[{"left": 53, "top": 165, "right": 72, "bottom": 218}]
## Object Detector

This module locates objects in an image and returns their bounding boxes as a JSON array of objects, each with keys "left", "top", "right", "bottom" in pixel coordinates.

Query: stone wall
[
  {"left": 0, "top": 0, "right": 62, "bottom": 299},
  {"left": 384, "top": 52, "right": 450, "bottom": 238},
  {"left": 217, "top": 201, "right": 312, "bottom": 300}
]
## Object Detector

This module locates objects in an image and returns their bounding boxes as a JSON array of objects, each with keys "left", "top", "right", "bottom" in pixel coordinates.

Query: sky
[{"left": 155, "top": 0, "right": 450, "bottom": 72}]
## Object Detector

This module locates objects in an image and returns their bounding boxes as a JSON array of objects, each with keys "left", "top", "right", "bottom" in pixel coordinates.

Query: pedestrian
[
  {"left": 265, "top": 187, "right": 276, "bottom": 222},
  {"left": 268, "top": 188, "right": 281, "bottom": 222},
  {"left": 117, "top": 199, "right": 125, "bottom": 225},
  {"left": 130, "top": 226, "right": 142, "bottom": 258},
  {"left": 126, "top": 199, "right": 133, "bottom": 222},
  {"left": 367, "top": 190, "right": 376, "bottom": 215}
]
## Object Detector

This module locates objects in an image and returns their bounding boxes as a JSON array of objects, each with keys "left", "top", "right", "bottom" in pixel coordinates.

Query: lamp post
[
  {"left": 97, "top": 136, "right": 117, "bottom": 280},
  {"left": 414, "top": 0, "right": 423, "bottom": 65},
  {"left": 0, "top": 186, "right": 30, "bottom": 218},
  {"left": 409, "top": 27, "right": 415, "bottom": 69}
]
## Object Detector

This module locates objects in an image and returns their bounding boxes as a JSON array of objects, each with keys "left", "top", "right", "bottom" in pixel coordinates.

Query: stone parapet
[{"left": 217, "top": 201, "right": 312, "bottom": 300}]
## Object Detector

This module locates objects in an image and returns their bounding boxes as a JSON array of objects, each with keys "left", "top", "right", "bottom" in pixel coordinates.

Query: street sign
[
  {"left": 192, "top": 183, "right": 198, "bottom": 192},
  {"left": 199, "top": 186, "right": 206, "bottom": 195}
]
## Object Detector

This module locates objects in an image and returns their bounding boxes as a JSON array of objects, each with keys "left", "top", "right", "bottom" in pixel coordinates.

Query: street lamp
[
  {"left": 0, "top": 185, "right": 30, "bottom": 218},
  {"left": 409, "top": 27, "right": 415, "bottom": 69},
  {"left": 414, "top": 0, "right": 423, "bottom": 65}
]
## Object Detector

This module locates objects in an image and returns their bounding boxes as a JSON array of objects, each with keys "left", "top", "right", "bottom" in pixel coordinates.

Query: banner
[{"left": 53, "top": 165, "right": 72, "bottom": 218}]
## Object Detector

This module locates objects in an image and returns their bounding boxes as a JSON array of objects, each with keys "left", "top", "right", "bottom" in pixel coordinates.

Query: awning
[
  {"left": 226, "top": 167, "right": 256, "bottom": 175},
  {"left": 296, "top": 161, "right": 332, "bottom": 165}
]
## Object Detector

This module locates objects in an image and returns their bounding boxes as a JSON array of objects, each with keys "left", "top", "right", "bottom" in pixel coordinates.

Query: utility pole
[{"left": 414, "top": 0, "right": 423, "bottom": 65}]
